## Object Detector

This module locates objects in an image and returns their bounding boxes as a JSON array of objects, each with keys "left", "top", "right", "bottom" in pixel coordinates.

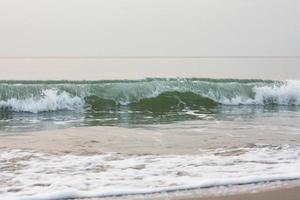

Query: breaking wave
[
  {"left": 0, "top": 78, "right": 300, "bottom": 113},
  {"left": 0, "top": 90, "right": 84, "bottom": 113}
]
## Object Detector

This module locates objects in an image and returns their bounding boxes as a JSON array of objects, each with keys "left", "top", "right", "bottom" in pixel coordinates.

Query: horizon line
[{"left": 0, "top": 56, "right": 300, "bottom": 59}]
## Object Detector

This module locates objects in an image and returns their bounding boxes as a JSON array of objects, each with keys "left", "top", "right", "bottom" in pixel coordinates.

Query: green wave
[
  {"left": 0, "top": 78, "right": 277, "bottom": 101},
  {"left": 85, "top": 91, "right": 218, "bottom": 112},
  {"left": 1, "top": 78, "right": 299, "bottom": 113}
]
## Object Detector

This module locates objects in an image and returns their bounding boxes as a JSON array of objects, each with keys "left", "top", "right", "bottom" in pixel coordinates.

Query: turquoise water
[{"left": 0, "top": 78, "right": 300, "bottom": 132}]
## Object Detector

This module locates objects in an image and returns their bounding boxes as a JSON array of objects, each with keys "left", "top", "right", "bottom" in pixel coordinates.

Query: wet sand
[
  {"left": 87, "top": 183, "right": 300, "bottom": 200},
  {"left": 179, "top": 186, "right": 300, "bottom": 200},
  {"left": 1, "top": 124, "right": 300, "bottom": 155}
]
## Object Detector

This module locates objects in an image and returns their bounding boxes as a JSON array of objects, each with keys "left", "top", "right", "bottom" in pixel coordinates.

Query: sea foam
[
  {"left": 220, "top": 80, "right": 300, "bottom": 105},
  {"left": 0, "top": 89, "right": 84, "bottom": 113},
  {"left": 1, "top": 144, "right": 300, "bottom": 200}
]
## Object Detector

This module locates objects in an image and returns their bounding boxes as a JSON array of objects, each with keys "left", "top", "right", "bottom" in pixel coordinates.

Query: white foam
[
  {"left": 1, "top": 145, "right": 300, "bottom": 200},
  {"left": 218, "top": 80, "right": 300, "bottom": 105},
  {"left": 0, "top": 89, "right": 84, "bottom": 113},
  {"left": 254, "top": 80, "right": 300, "bottom": 105}
]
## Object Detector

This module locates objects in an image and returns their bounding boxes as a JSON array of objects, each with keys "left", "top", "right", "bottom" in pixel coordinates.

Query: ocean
[
  {"left": 0, "top": 78, "right": 300, "bottom": 131},
  {"left": 1, "top": 77, "right": 300, "bottom": 199}
]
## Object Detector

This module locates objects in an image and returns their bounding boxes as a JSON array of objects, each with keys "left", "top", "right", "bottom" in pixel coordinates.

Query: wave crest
[
  {"left": 0, "top": 79, "right": 300, "bottom": 113},
  {"left": 0, "top": 89, "right": 84, "bottom": 113},
  {"left": 219, "top": 80, "right": 300, "bottom": 105}
]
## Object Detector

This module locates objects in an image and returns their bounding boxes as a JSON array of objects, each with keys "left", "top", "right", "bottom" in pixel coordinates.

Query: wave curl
[{"left": 0, "top": 79, "right": 299, "bottom": 113}]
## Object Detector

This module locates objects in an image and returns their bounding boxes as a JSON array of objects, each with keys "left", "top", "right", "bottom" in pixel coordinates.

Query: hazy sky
[
  {"left": 1, "top": 58, "right": 300, "bottom": 80},
  {"left": 0, "top": 0, "right": 299, "bottom": 57}
]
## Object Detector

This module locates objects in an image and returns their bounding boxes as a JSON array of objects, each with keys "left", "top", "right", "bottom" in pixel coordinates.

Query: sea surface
[
  {"left": 1, "top": 78, "right": 300, "bottom": 199},
  {"left": 1, "top": 78, "right": 300, "bottom": 131}
]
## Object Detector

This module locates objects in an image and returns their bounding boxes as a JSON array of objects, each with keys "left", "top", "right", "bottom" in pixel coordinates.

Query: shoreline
[
  {"left": 176, "top": 185, "right": 300, "bottom": 200},
  {"left": 75, "top": 182, "right": 300, "bottom": 200},
  {"left": 1, "top": 125, "right": 300, "bottom": 199}
]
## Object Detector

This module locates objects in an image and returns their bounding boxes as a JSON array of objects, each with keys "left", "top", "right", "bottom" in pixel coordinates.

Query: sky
[
  {"left": 0, "top": 0, "right": 299, "bottom": 57},
  {"left": 1, "top": 58, "right": 300, "bottom": 80},
  {"left": 0, "top": 1, "right": 299, "bottom": 80}
]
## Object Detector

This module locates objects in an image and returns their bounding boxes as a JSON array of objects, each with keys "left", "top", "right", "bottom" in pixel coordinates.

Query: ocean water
[
  {"left": 1, "top": 78, "right": 300, "bottom": 131},
  {"left": 1, "top": 78, "right": 300, "bottom": 199}
]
